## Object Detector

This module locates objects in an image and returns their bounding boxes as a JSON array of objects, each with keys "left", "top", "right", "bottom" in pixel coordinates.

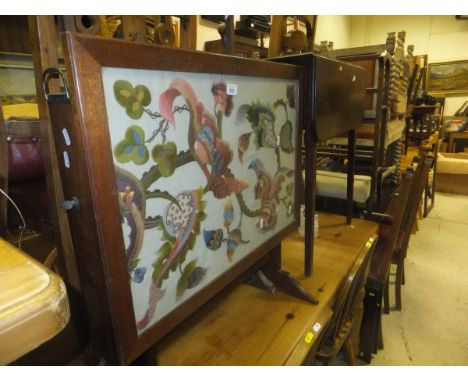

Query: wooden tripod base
[{"left": 247, "top": 244, "right": 319, "bottom": 305}]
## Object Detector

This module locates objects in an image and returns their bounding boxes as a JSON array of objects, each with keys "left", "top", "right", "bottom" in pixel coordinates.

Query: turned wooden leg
[
  {"left": 395, "top": 262, "right": 403, "bottom": 311},
  {"left": 343, "top": 337, "right": 357, "bottom": 366},
  {"left": 383, "top": 274, "right": 390, "bottom": 314},
  {"left": 402, "top": 261, "right": 405, "bottom": 285},
  {"left": 377, "top": 317, "right": 384, "bottom": 350}
]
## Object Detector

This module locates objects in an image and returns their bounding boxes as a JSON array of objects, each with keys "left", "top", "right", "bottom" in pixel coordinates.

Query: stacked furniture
[
  {"left": 271, "top": 52, "right": 367, "bottom": 277},
  {"left": 315, "top": 31, "right": 413, "bottom": 213}
]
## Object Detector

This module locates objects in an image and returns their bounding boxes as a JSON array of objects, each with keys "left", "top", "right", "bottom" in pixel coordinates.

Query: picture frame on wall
[
  {"left": 427, "top": 60, "right": 468, "bottom": 96},
  {"left": 45, "top": 32, "right": 306, "bottom": 365}
]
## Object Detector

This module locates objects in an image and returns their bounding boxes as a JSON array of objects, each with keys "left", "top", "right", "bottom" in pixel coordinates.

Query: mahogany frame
[{"left": 48, "top": 32, "right": 306, "bottom": 365}]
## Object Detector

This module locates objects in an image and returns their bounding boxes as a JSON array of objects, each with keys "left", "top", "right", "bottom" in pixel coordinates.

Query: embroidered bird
[
  {"left": 159, "top": 79, "right": 247, "bottom": 198},
  {"left": 136, "top": 190, "right": 202, "bottom": 331},
  {"left": 248, "top": 158, "right": 294, "bottom": 231}
]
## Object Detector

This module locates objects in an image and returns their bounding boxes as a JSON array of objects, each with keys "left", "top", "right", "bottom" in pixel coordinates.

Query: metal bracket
[
  {"left": 62, "top": 197, "right": 79, "bottom": 211},
  {"left": 42, "top": 67, "right": 71, "bottom": 103}
]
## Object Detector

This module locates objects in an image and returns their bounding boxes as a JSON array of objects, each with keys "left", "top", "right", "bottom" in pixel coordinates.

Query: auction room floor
[{"left": 328, "top": 192, "right": 468, "bottom": 366}]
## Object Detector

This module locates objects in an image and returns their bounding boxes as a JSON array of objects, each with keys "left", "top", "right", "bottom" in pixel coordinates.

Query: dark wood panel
[
  {"left": 346, "top": 58, "right": 377, "bottom": 110},
  {"left": 0, "top": 16, "right": 31, "bottom": 53}
]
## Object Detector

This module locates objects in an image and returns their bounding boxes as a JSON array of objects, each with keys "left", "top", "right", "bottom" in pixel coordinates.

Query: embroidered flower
[
  {"left": 133, "top": 267, "right": 147, "bottom": 283},
  {"left": 203, "top": 229, "right": 224, "bottom": 250},
  {"left": 119, "top": 186, "right": 134, "bottom": 209}
]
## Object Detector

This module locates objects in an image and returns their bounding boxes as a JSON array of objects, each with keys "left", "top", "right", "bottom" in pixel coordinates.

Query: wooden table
[{"left": 157, "top": 213, "right": 378, "bottom": 365}]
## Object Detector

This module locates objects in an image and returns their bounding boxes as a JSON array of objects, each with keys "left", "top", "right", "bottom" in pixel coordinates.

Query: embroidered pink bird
[{"left": 159, "top": 79, "right": 247, "bottom": 198}]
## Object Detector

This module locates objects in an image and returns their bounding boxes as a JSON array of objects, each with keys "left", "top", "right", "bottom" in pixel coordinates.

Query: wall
[
  {"left": 314, "top": 15, "right": 352, "bottom": 49},
  {"left": 348, "top": 16, "right": 468, "bottom": 115},
  {"left": 196, "top": 16, "right": 224, "bottom": 51}
]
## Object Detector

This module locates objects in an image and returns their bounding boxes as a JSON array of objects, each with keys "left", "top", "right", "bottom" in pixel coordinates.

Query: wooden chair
[
  {"left": 314, "top": 234, "right": 377, "bottom": 365},
  {"left": 422, "top": 134, "right": 442, "bottom": 218},
  {"left": 358, "top": 169, "right": 415, "bottom": 362},
  {"left": 383, "top": 150, "right": 432, "bottom": 312}
]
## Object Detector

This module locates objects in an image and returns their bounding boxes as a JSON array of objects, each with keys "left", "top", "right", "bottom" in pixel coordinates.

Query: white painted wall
[
  {"left": 348, "top": 16, "right": 468, "bottom": 115},
  {"left": 196, "top": 16, "right": 224, "bottom": 51},
  {"left": 315, "top": 15, "right": 352, "bottom": 49}
]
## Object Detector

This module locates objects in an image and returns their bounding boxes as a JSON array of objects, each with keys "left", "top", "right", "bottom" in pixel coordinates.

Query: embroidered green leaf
[
  {"left": 176, "top": 260, "right": 198, "bottom": 299},
  {"left": 134, "top": 85, "right": 151, "bottom": 106},
  {"left": 113, "top": 80, "right": 151, "bottom": 119},
  {"left": 114, "top": 125, "right": 149, "bottom": 165},
  {"left": 114, "top": 80, "right": 134, "bottom": 106},
  {"left": 151, "top": 142, "right": 178, "bottom": 177},
  {"left": 152, "top": 241, "right": 173, "bottom": 287},
  {"left": 126, "top": 101, "right": 144, "bottom": 119}
]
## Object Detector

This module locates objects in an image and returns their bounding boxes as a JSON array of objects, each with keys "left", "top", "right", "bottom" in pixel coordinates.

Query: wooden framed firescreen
[{"left": 44, "top": 33, "right": 307, "bottom": 364}]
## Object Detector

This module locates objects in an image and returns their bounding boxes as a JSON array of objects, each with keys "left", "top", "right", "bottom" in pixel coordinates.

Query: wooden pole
[
  {"left": 28, "top": 15, "right": 81, "bottom": 290},
  {"left": 179, "top": 16, "right": 197, "bottom": 50},
  {"left": 0, "top": 100, "right": 7, "bottom": 236},
  {"left": 346, "top": 129, "right": 356, "bottom": 225},
  {"left": 268, "top": 16, "right": 285, "bottom": 58}
]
